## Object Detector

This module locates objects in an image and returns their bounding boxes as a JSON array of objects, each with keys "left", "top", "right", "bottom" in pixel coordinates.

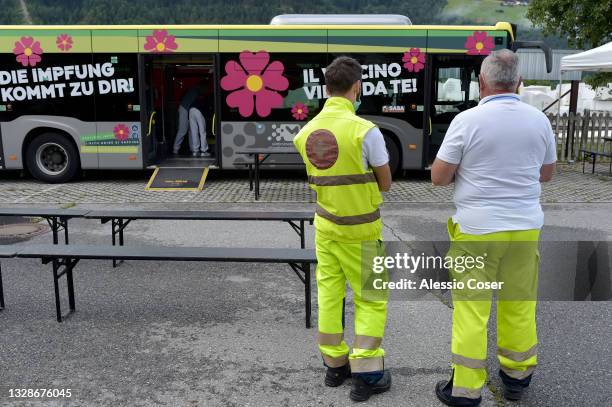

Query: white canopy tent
[
  {"left": 554, "top": 42, "right": 612, "bottom": 161},
  {"left": 560, "top": 41, "right": 612, "bottom": 72}
]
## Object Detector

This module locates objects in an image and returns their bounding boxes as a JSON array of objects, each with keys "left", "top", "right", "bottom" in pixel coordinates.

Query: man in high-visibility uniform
[
  {"left": 293, "top": 56, "right": 393, "bottom": 402},
  {"left": 431, "top": 49, "right": 556, "bottom": 406}
]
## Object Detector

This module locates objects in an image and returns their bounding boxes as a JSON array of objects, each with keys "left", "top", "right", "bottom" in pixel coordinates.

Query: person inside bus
[
  {"left": 173, "top": 81, "right": 204, "bottom": 156},
  {"left": 189, "top": 97, "right": 210, "bottom": 157}
]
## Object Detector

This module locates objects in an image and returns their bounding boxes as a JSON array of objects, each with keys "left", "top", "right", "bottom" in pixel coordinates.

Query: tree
[{"left": 527, "top": 0, "right": 612, "bottom": 88}]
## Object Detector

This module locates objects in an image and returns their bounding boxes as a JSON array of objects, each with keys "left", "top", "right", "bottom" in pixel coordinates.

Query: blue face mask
[{"left": 353, "top": 93, "right": 362, "bottom": 112}]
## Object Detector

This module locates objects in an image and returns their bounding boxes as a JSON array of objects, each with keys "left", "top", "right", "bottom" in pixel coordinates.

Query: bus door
[
  {"left": 141, "top": 54, "right": 217, "bottom": 167},
  {"left": 425, "top": 55, "right": 481, "bottom": 164},
  {"left": 139, "top": 54, "right": 159, "bottom": 165}
]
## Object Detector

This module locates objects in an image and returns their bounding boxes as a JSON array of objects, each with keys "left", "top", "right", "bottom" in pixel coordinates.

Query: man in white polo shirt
[{"left": 431, "top": 49, "right": 556, "bottom": 406}]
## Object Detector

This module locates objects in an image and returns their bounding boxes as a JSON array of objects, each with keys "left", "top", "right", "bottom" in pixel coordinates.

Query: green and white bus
[{"left": 0, "top": 14, "right": 550, "bottom": 182}]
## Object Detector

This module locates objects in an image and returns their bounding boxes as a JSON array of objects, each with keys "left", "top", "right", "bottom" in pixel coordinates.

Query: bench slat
[
  {"left": 0, "top": 247, "right": 17, "bottom": 258},
  {"left": 84, "top": 210, "right": 313, "bottom": 221},
  {"left": 14, "top": 244, "right": 316, "bottom": 263},
  {"left": 0, "top": 208, "right": 88, "bottom": 218}
]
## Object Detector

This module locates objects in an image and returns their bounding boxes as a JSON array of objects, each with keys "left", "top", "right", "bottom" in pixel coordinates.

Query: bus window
[
  {"left": 330, "top": 53, "right": 425, "bottom": 131},
  {"left": 428, "top": 55, "right": 482, "bottom": 162}
]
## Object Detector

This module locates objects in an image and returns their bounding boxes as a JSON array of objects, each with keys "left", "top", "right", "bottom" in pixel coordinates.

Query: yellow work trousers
[
  {"left": 315, "top": 235, "right": 388, "bottom": 374},
  {"left": 447, "top": 219, "right": 539, "bottom": 400}
]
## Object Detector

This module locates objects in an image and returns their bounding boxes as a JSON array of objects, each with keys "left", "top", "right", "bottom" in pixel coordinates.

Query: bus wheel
[
  {"left": 383, "top": 133, "right": 401, "bottom": 175},
  {"left": 26, "top": 133, "right": 80, "bottom": 183}
]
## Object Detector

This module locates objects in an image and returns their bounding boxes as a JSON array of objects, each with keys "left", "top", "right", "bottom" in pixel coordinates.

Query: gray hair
[{"left": 480, "top": 49, "right": 520, "bottom": 91}]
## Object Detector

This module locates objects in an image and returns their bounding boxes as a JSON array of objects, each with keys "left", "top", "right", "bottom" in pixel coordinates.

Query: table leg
[
  {"left": 52, "top": 260, "right": 62, "bottom": 322},
  {"left": 66, "top": 266, "right": 75, "bottom": 312},
  {"left": 304, "top": 262, "right": 311, "bottom": 329},
  {"left": 255, "top": 154, "right": 260, "bottom": 200},
  {"left": 63, "top": 219, "right": 69, "bottom": 245},
  {"left": 51, "top": 217, "right": 59, "bottom": 245},
  {"left": 119, "top": 219, "right": 125, "bottom": 247},
  {"left": 0, "top": 262, "right": 4, "bottom": 310},
  {"left": 592, "top": 153, "right": 596, "bottom": 174},
  {"left": 342, "top": 297, "right": 345, "bottom": 329},
  {"left": 112, "top": 219, "right": 118, "bottom": 268},
  {"left": 248, "top": 163, "right": 253, "bottom": 191},
  {"left": 300, "top": 220, "right": 305, "bottom": 249}
]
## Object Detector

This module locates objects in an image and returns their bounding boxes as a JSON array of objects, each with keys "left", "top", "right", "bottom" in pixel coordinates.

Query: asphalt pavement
[{"left": 0, "top": 202, "right": 610, "bottom": 406}]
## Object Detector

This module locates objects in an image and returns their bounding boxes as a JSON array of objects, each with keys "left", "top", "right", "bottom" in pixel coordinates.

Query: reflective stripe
[
  {"left": 317, "top": 332, "right": 343, "bottom": 346},
  {"left": 316, "top": 204, "right": 380, "bottom": 226},
  {"left": 353, "top": 335, "right": 382, "bottom": 350},
  {"left": 498, "top": 344, "right": 537, "bottom": 362},
  {"left": 322, "top": 353, "right": 349, "bottom": 368},
  {"left": 349, "top": 356, "right": 384, "bottom": 373},
  {"left": 308, "top": 173, "right": 377, "bottom": 186},
  {"left": 451, "top": 386, "right": 482, "bottom": 399},
  {"left": 452, "top": 353, "right": 487, "bottom": 370},
  {"left": 500, "top": 365, "right": 536, "bottom": 380}
]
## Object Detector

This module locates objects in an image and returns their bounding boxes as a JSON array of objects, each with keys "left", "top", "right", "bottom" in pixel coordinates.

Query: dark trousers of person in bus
[{"left": 438, "top": 220, "right": 540, "bottom": 406}]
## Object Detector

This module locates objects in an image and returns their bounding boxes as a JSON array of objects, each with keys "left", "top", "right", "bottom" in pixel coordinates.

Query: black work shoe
[
  {"left": 499, "top": 370, "right": 531, "bottom": 401},
  {"left": 325, "top": 364, "right": 351, "bottom": 387},
  {"left": 435, "top": 378, "right": 482, "bottom": 406},
  {"left": 349, "top": 370, "right": 391, "bottom": 402}
]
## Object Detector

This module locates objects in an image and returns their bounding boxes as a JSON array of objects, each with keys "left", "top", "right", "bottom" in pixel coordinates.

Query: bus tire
[
  {"left": 382, "top": 132, "right": 401, "bottom": 175},
  {"left": 25, "top": 133, "right": 80, "bottom": 183}
]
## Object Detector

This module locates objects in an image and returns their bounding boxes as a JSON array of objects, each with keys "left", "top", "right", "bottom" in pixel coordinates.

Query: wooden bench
[
  {"left": 84, "top": 210, "right": 314, "bottom": 267},
  {"left": 11, "top": 244, "right": 316, "bottom": 327},
  {"left": 0, "top": 208, "right": 89, "bottom": 244}
]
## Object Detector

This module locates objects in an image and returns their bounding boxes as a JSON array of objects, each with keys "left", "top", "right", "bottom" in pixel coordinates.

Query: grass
[{"left": 443, "top": 0, "right": 532, "bottom": 28}]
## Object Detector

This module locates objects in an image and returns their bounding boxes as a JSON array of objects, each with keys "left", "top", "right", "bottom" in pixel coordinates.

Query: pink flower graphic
[
  {"left": 113, "top": 124, "right": 130, "bottom": 141},
  {"left": 56, "top": 34, "right": 73, "bottom": 51},
  {"left": 220, "top": 51, "right": 289, "bottom": 118},
  {"left": 402, "top": 48, "right": 425, "bottom": 73},
  {"left": 143, "top": 30, "right": 178, "bottom": 53},
  {"left": 465, "top": 31, "right": 494, "bottom": 55},
  {"left": 13, "top": 36, "right": 43, "bottom": 67},
  {"left": 291, "top": 102, "right": 309, "bottom": 120}
]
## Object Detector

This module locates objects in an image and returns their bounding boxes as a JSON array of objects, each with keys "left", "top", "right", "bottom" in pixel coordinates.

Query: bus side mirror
[{"left": 511, "top": 41, "right": 553, "bottom": 73}]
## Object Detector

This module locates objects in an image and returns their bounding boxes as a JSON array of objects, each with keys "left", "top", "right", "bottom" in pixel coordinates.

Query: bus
[{"left": 0, "top": 15, "right": 551, "bottom": 182}]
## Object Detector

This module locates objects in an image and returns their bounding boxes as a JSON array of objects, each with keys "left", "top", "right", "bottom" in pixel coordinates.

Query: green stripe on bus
[
  {"left": 219, "top": 29, "right": 326, "bottom": 37},
  {"left": 328, "top": 36, "right": 427, "bottom": 47},
  {"left": 81, "top": 146, "right": 138, "bottom": 154},
  {"left": 139, "top": 29, "right": 219, "bottom": 36},
  {"left": 219, "top": 35, "right": 326, "bottom": 44},
  {"left": 329, "top": 29, "right": 426, "bottom": 37},
  {"left": 427, "top": 30, "right": 498, "bottom": 37}
]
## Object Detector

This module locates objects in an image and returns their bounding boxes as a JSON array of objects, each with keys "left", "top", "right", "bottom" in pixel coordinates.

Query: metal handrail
[{"left": 542, "top": 89, "right": 571, "bottom": 113}]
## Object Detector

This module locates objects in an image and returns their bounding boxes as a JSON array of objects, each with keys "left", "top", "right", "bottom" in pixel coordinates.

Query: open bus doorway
[
  {"left": 142, "top": 54, "right": 218, "bottom": 168},
  {"left": 425, "top": 55, "right": 482, "bottom": 164}
]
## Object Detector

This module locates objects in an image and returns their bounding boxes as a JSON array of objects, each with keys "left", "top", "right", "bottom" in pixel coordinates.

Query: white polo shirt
[
  {"left": 436, "top": 93, "right": 557, "bottom": 235},
  {"left": 362, "top": 127, "right": 389, "bottom": 170}
]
